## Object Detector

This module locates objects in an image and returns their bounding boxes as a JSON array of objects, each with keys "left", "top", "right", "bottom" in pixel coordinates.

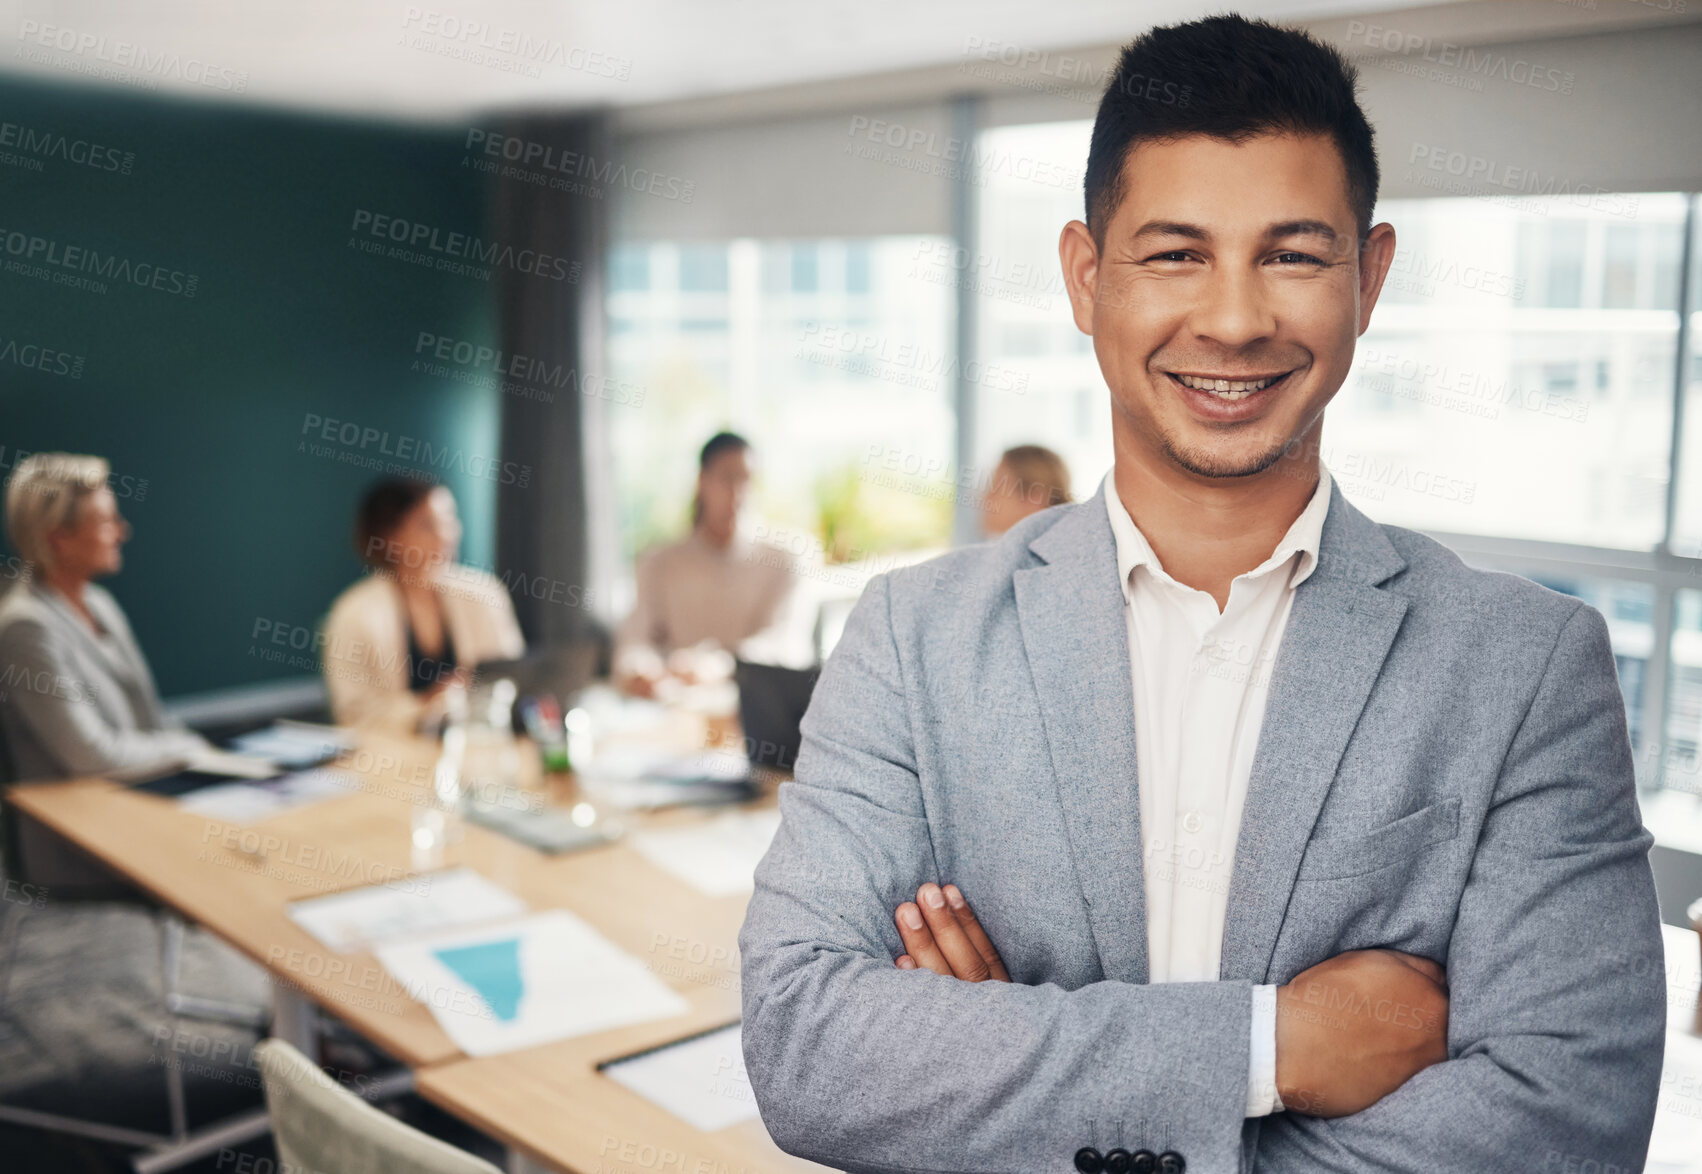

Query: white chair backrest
[{"left": 254, "top": 1039, "right": 502, "bottom": 1174}]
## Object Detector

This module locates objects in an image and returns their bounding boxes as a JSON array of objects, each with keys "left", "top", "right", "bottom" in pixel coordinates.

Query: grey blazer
[
  {"left": 0, "top": 578, "right": 202, "bottom": 785},
  {"left": 739, "top": 478, "right": 1665, "bottom": 1174}
]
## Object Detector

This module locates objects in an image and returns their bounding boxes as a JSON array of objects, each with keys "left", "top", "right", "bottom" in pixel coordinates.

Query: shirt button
[{"left": 1181, "top": 810, "right": 1203, "bottom": 834}]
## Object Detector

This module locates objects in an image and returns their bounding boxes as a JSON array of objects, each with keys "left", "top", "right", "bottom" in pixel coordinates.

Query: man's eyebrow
[
  {"left": 1127, "top": 219, "right": 1342, "bottom": 244},
  {"left": 1266, "top": 219, "right": 1339, "bottom": 242},
  {"left": 1129, "top": 220, "right": 1210, "bottom": 241}
]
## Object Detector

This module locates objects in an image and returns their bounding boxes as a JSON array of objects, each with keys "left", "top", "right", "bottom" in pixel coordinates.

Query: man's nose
[{"left": 1188, "top": 267, "right": 1277, "bottom": 351}]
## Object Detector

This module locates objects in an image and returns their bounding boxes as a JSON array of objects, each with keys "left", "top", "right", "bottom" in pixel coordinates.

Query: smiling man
[{"left": 740, "top": 14, "right": 1665, "bottom": 1174}]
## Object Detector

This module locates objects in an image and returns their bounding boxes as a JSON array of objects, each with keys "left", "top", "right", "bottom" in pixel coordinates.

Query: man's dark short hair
[
  {"left": 1086, "top": 13, "right": 1379, "bottom": 245},
  {"left": 699, "top": 430, "right": 750, "bottom": 470}
]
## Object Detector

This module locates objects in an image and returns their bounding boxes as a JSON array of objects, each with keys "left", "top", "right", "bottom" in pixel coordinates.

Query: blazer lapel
[
  {"left": 1219, "top": 484, "right": 1410, "bottom": 984},
  {"left": 1015, "top": 483, "right": 1149, "bottom": 985}
]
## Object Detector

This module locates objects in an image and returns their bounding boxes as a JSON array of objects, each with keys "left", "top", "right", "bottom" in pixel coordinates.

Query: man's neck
[
  {"left": 696, "top": 523, "right": 735, "bottom": 552},
  {"left": 1111, "top": 433, "right": 1320, "bottom": 610}
]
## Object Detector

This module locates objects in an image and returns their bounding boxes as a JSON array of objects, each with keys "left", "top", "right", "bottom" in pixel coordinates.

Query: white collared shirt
[{"left": 1103, "top": 462, "right": 1334, "bottom": 1117}]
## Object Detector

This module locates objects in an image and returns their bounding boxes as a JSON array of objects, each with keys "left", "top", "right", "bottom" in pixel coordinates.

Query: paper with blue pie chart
[
  {"left": 373, "top": 909, "right": 689, "bottom": 1056},
  {"left": 433, "top": 938, "right": 524, "bottom": 1020}
]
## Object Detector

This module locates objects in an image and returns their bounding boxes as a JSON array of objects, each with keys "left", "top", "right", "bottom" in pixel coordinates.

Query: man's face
[
  {"left": 1060, "top": 131, "right": 1394, "bottom": 480},
  {"left": 698, "top": 447, "right": 752, "bottom": 539}
]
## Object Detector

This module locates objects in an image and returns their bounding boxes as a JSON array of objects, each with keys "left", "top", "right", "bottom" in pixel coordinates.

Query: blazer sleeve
[
  {"left": 0, "top": 616, "right": 205, "bottom": 780},
  {"left": 89, "top": 585, "right": 187, "bottom": 733},
  {"left": 739, "top": 572, "right": 1257, "bottom": 1174},
  {"left": 1254, "top": 601, "right": 1666, "bottom": 1173}
]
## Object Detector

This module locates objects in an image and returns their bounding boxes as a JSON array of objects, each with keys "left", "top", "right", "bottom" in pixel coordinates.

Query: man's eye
[
  {"left": 1273, "top": 251, "right": 1326, "bottom": 266},
  {"left": 1147, "top": 251, "right": 1194, "bottom": 263}
]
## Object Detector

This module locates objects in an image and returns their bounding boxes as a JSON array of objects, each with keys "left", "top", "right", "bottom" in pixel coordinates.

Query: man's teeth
[{"left": 1175, "top": 373, "right": 1278, "bottom": 398}]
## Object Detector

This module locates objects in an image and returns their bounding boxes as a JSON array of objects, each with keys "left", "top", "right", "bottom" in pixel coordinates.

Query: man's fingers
[
  {"left": 943, "top": 884, "right": 1010, "bottom": 982},
  {"left": 915, "top": 884, "right": 992, "bottom": 981},
  {"left": 895, "top": 884, "right": 1012, "bottom": 984},
  {"left": 894, "top": 903, "right": 953, "bottom": 976}
]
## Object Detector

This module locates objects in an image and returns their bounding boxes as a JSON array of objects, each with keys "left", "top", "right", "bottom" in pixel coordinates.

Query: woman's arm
[{"left": 0, "top": 617, "right": 205, "bottom": 779}]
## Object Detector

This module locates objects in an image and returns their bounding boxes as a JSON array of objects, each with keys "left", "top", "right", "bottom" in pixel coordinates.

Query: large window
[
  {"left": 1673, "top": 241, "right": 1702, "bottom": 553},
  {"left": 605, "top": 238, "right": 956, "bottom": 616},
  {"left": 1331, "top": 193, "right": 1686, "bottom": 547},
  {"left": 963, "top": 123, "right": 1701, "bottom": 833},
  {"left": 969, "top": 121, "right": 1692, "bottom": 550},
  {"left": 1664, "top": 589, "right": 1702, "bottom": 797},
  {"left": 606, "top": 118, "right": 1701, "bottom": 845},
  {"left": 969, "top": 121, "right": 1108, "bottom": 499}
]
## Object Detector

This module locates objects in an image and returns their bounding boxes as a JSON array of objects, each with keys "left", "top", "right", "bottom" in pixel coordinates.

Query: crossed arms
[{"left": 738, "top": 575, "right": 1667, "bottom": 1173}]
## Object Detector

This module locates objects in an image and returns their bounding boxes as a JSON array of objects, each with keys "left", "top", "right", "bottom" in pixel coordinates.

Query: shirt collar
[{"left": 1102, "top": 462, "right": 1334, "bottom": 602}]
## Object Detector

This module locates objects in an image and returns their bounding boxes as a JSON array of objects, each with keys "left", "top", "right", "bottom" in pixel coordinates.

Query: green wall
[{"left": 0, "top": 78, "right": 502, "bottom": 697}]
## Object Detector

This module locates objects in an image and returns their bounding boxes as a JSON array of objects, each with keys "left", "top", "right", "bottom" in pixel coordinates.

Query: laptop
[
  {"left": 475, "top": 642, "right": 601, "bottom": 716},
  {"left": 733, "top": 660, "right": 821, "bottom": 771}
]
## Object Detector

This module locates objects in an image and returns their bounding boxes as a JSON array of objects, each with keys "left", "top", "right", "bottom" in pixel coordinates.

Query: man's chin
[{"left": 1158, "top": 431, "right": 1294, "bottom": 480}]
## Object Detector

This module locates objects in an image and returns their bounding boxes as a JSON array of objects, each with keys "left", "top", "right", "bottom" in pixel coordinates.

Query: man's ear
[
  {"left": 1356, "top": 221, "right": 1397, "bottom": 337},
  {"left": 1058, "top": 220, "right": 1100, "bottom": 336}
]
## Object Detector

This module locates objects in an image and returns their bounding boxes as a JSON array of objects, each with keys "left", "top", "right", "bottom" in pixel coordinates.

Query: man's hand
[
  {"left": 1276, "top": 948, "right": 1449, "bottom": 1117},
  {"left": 617, "top": 669, "right": 661, "bottom": 699},
  {"left": 889, "top": 890, "right": 1446, "bottom": 1116},
  {"left": 892, "top": 883, "right": 1009, "bottom": 982}
]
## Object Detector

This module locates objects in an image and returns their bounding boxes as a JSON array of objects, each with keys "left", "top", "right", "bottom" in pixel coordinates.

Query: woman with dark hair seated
[{"left": 322, "top": 478, "right": 523, "bottom": 732}]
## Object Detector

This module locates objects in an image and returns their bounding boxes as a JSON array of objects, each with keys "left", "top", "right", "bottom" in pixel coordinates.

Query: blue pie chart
[{"left": 434, "top": 938, "right": 524, "bottom": 1021}]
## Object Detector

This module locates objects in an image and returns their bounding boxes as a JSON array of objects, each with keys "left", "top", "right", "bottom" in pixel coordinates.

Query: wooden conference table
[
  {"left": 6, "top": 706, "right": 828, "bottom": 1174},
  {"left": 15, "top": 712, "right": 1702, "bottom": 1173}
]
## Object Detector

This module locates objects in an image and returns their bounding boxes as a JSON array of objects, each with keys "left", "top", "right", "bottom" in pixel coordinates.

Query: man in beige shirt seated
[{"left": 613, "top": 432, "right": 804, "bottom": 697}]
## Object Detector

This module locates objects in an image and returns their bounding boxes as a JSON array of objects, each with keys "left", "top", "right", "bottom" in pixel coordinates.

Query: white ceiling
[
  {"left": 1, "top": 0, "right": 1690, "bottom": 123},
  {"left": 0, "top": 0, "right": 1451, "bottom": 120}
]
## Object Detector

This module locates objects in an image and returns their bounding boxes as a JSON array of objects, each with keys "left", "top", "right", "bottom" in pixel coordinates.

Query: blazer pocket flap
[{"left": 1296, "top": 796, "right": 1461, "bottom": 881}]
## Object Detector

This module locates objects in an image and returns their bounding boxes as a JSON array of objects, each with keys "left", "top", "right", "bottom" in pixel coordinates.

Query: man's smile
[
  {"left": 1164, "top": 368, "right": 1297, "bottom": 404},
  {"left": 1169, "top": 370, "right": 1289, "bottom": 392}
]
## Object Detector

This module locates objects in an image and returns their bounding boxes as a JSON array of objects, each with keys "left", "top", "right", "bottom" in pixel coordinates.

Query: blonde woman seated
[
  {"left": 322, "top": 478, "right": 523, "bottom": 732},
  {"left": 0, "top": 453, "right": 212, "bottom": 782},
  {"left": 0, "top": 453, "right": 217, "bottom": 889},
  {"left": 980, "top": 444, "right": 1073, "bottom": 537}
]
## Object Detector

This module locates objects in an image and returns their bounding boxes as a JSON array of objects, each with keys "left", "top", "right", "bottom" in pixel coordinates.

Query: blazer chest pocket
[{"left": 1295, "top": 796, "right": 1461, "bottom": 881}]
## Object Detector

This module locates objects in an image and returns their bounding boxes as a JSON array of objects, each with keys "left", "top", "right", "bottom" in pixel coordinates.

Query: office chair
[
  {"left": 0, "top": 756, "right": 271, "bottom": 1172},
  {"left": 256, "top": 1039, "right": 502, "bottom": 1174}
]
